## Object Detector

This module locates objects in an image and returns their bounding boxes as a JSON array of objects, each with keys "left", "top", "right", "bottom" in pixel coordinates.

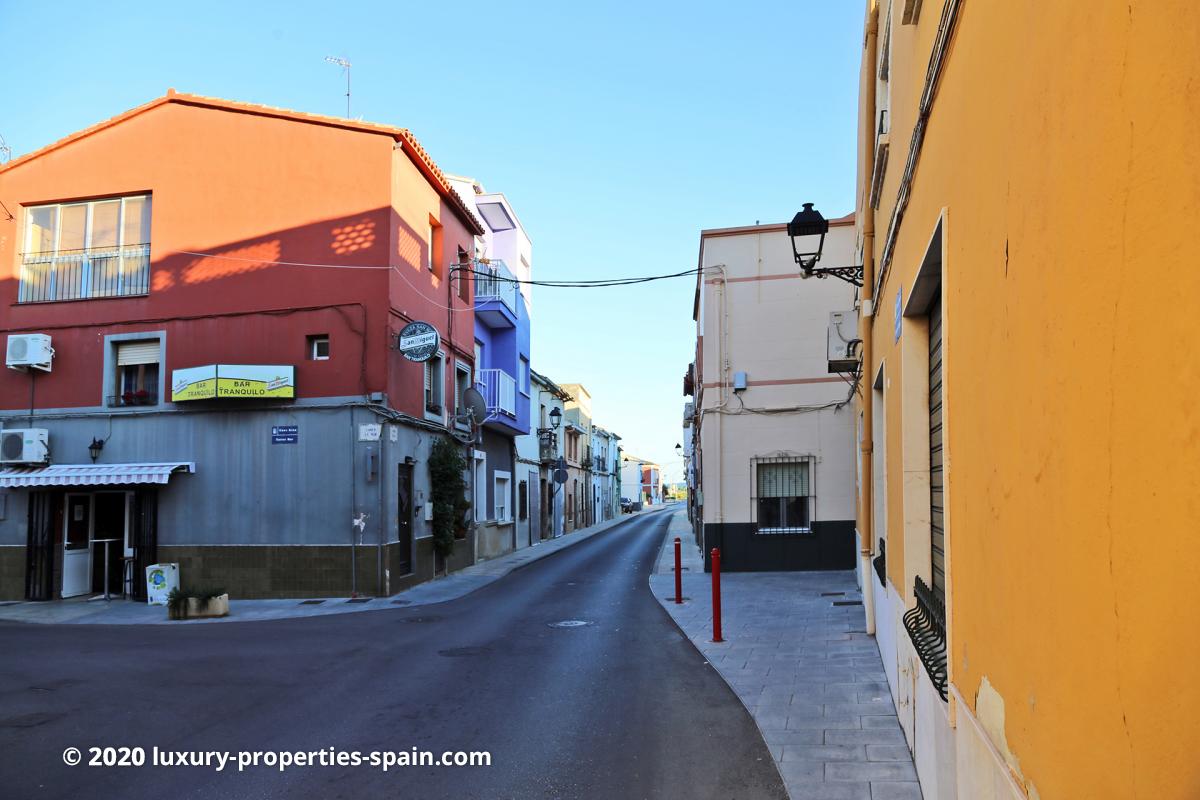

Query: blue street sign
[{"left": 272, "top": 425, "right": 298, "bottom": 444}]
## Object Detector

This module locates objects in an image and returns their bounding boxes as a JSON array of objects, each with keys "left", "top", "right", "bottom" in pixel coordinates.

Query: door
[
  {"left": 62, "top": 494, "right": 91, "bottom": 598},
  {"left": 397, "top": 464, "right": 413, "bottom": 575},
  {"left": 130, "top": 489, "right": 157, "bottom": 602},
  {"left": 25, "top": 491, "right": 57, "bottom": 601},
  {"left": 91, "top": 492, "right": 128, "bottom": 597}
]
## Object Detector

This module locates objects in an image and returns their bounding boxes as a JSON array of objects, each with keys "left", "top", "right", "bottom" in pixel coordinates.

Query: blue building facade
[{"left": 449, "top": 176, "right": 533, "bottom": 561}]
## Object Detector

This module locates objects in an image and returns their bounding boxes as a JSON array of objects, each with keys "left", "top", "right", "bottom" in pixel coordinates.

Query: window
[
  {"left": 424, "top": 353, "right": 444, "bottom": 415},
  {"left": 428, "top": 216, "right": 444, "bottom": 275},
  {"left": 454, "top": 362, "right": 472, "bottom": 428},
  {"left": 20, "top": 194, "right": 151, "bottom": 303},
  {"left": 518, "top": 480, "right": 528, "bottom": 521},
  {"left": 114, "top": 340, "right": 161, "bottom": 406},
  {"left": 307, "top": 335, "right": 330, "bottom": 361},
  {"left": 473, "top": 342, "right": 483, "bottom": 384},
  {"left": 494, "top": 472, "right": 511, "bottom": 522},
  {"left": 519, "top": 356, "right": 530, "bottom": 395},
  {"left": 754, "top": 458, "right": 814, "bottom": 533}
]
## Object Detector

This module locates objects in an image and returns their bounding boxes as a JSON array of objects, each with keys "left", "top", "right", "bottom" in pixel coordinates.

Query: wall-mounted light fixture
[
  {"left": 88, "top": 437, "right": 104, "bottom": 463},
  {"left": 787, "top": 202, "right": 864, "bottom": 286}
]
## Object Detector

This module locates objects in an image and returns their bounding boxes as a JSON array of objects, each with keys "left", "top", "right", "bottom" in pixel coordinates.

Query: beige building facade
[{"left": 687, "top": 218, "right": 858, "bottom": 571}]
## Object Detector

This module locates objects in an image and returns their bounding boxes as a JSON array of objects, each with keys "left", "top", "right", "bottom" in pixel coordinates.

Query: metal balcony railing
[
  {"left": 473, "top": 259, "right": 519, "bottom": 318},
  {"left": 19, "top": 244, "right": 151, "bottom": 303},
  {"left": 477, "top": 368, "right": 516, "bottom": 417},
  {"left": 902, "top": 576, "right": 948, "bottom": 701}
]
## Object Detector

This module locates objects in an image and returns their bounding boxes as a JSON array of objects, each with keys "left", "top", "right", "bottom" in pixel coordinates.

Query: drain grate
[
  {"left": 832, "top": 600, "right": 864, "bottom": 606},
  {"left": 821, "top": 592, "right": 846, "bottom": 597},
  {"left": 299, "top": 600, "right": 326, "bottom": 605},
  {"left": 400, "top": 615, "right": 442, "bottom": 624},
  {"left": 548, "top": 620, "right": 592, "bottom": 628},
  {"left": 438, "top": 646, "right": 491, "bottom": 658},
  {"left": 346, "top": 598, "right": 372, "bottom": 604},
  {"left": 391, "top": 599, "right": 411, "bottom": 606}
]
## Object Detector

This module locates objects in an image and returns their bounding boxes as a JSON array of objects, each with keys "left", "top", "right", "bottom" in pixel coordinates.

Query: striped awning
[{"left": 0, "top": 462, "right": 195, "bottom": 488}]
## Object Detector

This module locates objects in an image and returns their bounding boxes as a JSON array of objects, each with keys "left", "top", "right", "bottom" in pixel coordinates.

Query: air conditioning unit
[
  {"left": 6, "top": 334, "right": 54, "bottom": 372},
  {"left": 0, "top": 428, "right": 49, "bottom": 465},
  {"left": 828, "top": 310, "right": 861, "bottom": 373}
]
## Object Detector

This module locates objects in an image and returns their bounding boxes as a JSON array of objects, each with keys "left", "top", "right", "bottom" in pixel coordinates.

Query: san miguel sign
[
  {"left": 396, "top": 321, "right": 440, "bottom": 362},
  {"left": 172, "top": 365, "right": 295, "bottom": 401}
]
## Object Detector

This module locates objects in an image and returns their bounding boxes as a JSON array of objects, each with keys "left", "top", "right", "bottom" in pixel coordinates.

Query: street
[{"left": 0, "top": 510, "right": 786, "bottom": 800}]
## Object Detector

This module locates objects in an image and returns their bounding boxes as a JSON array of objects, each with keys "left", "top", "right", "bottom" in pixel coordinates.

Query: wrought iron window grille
[{"left": 902, "top": 575, "right": 948, "bottom": 701}]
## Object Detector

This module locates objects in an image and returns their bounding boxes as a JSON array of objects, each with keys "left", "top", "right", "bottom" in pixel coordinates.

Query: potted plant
[{"left": 166, "top": 587, "right": 229, "bottom": 620}]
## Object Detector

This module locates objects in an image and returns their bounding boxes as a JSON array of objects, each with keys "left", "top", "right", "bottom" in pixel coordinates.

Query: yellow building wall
[{"left": 864, "top": 1, "right": 1200, "bottom": 798}]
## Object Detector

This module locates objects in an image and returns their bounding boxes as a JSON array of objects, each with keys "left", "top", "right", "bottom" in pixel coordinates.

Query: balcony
[
  {"left": 538, "top": 430, "right": 558, "bottom": 463},
  {"left": 477, "top": 368, "right": 516, "bottom": 418},
  {"left": 474, "top": 259, "right": 520, "bottom": 328},
  {"left": 19, "top": 244, "right": 151, "bottom": 303}
]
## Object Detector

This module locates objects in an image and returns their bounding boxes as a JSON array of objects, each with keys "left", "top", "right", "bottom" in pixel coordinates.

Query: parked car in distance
[{"left": 620, "top": 497, "right": 634, "bottom": 513}]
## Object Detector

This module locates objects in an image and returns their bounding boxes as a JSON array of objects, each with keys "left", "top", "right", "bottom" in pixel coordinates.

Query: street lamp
[
  {"left": 787, "top": 202, "right": 864, "bottom": 286},
  {"left": 549, "top": 406, "right": 562, "bottom": 430}
]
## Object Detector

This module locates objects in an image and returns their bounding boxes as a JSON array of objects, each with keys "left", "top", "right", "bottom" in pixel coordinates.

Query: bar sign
[{"left": 272, "top": 425, "right": 298, "bottom": 444}]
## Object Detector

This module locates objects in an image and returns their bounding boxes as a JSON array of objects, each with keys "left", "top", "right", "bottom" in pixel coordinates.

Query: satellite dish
[{"left": 463, "top": 386, "right": 487, "bottom": 423}]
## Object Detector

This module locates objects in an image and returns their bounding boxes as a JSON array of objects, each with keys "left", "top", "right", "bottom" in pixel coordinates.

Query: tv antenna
[
  {"left": 324, "top": 56, "right": 352, "bottom": 118},
  {"left": 0, "top": 133, "right": 10, "bottom": 164}
]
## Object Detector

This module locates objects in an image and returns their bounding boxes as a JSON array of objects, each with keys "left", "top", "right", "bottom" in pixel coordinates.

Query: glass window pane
[
  {"left": 27, "top": 206, "right": 56, "bottom": 252},
  {"left": 758, "top": 497, "right": 782, "bottom": 528},
  {"left": 783, "top": 497, "right": 809, "bottom": 529},
  {"left": 59, "top": 205, "right": 87, "bottom": 251},
  {"left": 91, "top": 201, "right": 120, "bottom": 248},
  {"left": 122, "top": 196, "right": 151, "bottom": 245}
]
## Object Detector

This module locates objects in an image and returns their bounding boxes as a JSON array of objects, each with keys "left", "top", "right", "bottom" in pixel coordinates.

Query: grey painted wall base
[
  {"left": 702, "top": 520, "right": 856, "bottom": 572},
  {"left": 475, "top": 522, "right": 514, "bottom": 562}
]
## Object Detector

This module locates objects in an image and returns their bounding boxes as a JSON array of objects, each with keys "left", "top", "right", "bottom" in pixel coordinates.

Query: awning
[{"left": 0, "top": 462, "right": 195, "bottom": 488}]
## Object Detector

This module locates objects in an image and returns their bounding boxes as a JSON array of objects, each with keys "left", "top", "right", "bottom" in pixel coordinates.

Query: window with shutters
[
  {"left": 112, "top": 339, "right": 161, "bottom": 406},
  {"left": 454, "top": 362, "right": 472, "bottom": 429},
  {"left": 424, "top": 353, "right": 445, "bottom": 416},
  {"left": 752, "top": 457, "right": 815, "bottom": 533}
]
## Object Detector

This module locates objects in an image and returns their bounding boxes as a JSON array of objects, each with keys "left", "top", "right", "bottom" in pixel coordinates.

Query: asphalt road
[{"left": 0, "top": 510, "right": 786, "bottom": 800}]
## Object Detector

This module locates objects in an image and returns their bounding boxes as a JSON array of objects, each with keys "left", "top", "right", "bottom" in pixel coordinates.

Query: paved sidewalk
[
  {"left": 650, "top": 516, "right": 920, "bottom": 800},
  {"left": 0, "top": 506, "right": 669, "bottom": 626}
]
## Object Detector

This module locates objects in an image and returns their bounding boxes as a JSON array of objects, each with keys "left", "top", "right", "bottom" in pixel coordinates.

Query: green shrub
[{"left": 429, "top": 436, "right": 470, "bottom": 558}]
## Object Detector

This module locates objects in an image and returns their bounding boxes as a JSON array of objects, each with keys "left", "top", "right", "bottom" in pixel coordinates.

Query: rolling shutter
[
  {"left": 117, "top": 340, "right": 160, "bottom": 366},
  {"left": 757, "top": 460, "right": 810, "bottom": 498},
  {"left": 929, "top": 296, "right": 946, "bottom": 600}
]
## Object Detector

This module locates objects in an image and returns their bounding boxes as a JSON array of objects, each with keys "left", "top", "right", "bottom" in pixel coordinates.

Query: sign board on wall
[
  {"left": 172, "top": 365, "right": 295, "bottom": 401},
  {"left": 272, "top": 425, "right": 298, "bottom": 444},
  {"left": 396, "top": 321, "right": 440, "bottom": 362},
  {"left": 894, "top": 286, "right": 903, "bottom": 343}
]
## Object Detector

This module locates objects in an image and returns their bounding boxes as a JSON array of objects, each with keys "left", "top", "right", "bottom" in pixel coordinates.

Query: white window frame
[
  {"left": 494, "top": 470, "right": 511, "bottom": 523},
  {"left": 454, "top": 361, "right": 472, "bottom": 429},
  {"left": 473, "top": 451, "right": 487, "bottom": 523},
  {"left": 751, "top": 456, "right": 817, "bottom": 535},
  {"left": 519, "top": 356, "right": 530, "bottom": 396},
  {"left": 20, "top": 194, "right": 152, "bottom": 302},
  {"left": 308, "top": 335, "right": 330, "bottom": 361}
]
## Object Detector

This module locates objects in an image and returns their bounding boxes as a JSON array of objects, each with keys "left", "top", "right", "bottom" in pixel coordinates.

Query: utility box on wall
[{"left": 828, "top": 310, "right": 860, "bottom": 373}]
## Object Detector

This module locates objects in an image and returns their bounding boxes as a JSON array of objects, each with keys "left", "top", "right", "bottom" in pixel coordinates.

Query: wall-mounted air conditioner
[
  {"left": 828, "top": 310, "right": 861, "bottom": 373},
  {"left": 0, "top": 428, "right": 49, "bottom": 465},
  {"left": 6, "top": 334, "right": 54, "bottom": 372}
]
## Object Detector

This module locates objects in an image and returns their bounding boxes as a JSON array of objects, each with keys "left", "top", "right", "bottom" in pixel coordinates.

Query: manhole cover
[{"left": 547, "top": 620, "right": 592, "bottom": 628}]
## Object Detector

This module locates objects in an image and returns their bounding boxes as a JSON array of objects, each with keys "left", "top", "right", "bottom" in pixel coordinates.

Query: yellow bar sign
[{"left": 172, "top": 365, "right": 295, "bottom": 401}]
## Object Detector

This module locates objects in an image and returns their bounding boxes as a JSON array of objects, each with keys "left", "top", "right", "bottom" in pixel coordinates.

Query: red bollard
[
  {"left": 711, "top": 547, "right": 724, "bottom": 642},
  {"left": 674, "top": 537, "right": 683, "bottom": 604}
]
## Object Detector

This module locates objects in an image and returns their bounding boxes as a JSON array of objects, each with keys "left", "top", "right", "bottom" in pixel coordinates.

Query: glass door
[{"left": 62, "top": 494, "right": 91, "bottom": 598}]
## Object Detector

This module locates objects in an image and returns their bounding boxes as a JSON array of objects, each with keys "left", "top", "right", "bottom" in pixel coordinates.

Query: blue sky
[{"left": 0, "top": 0, "right": 862, "bottom": 481}]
